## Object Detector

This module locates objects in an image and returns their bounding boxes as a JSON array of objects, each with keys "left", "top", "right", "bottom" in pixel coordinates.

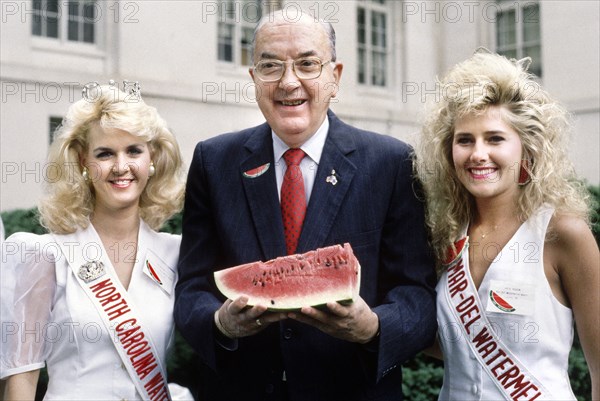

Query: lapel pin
[
  {"left": 243, "top": 163, "right": 271, "bottom": 178},
  {"left": 78, "top": 260, "right": 106, "bottom": 283},
  {"left": 326, "top": 170, "right": 338, "bottom": 186},
  {"left": 146, "top": 260, "right": 164, "bottom": 286}
]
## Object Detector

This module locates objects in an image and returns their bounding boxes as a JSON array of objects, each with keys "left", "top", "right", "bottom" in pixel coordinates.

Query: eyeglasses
[{"left": 253, "top": 57, "right": 332, "bottom": 82}]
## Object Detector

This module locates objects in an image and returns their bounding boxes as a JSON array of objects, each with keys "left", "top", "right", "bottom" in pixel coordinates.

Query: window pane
[
  {"left": 241, "top": 49, "right": 251, "bottom": 66},
  {"left": 84, "top": 22, "right": 94, "bottom": 43},
  {"left": 371, "top": 11, "right": 386, "bottom": 47},
  {"left": 32, "top": 15, "right": 42, "bottom": 36},
  {"left": 497, "top": 10, "right": 516, "bottom": 47},
  {"left": 218, "top": 23, "right": 233, "bottom": 40},
  {"left": 221, "top": 0, "right": 236, "bottom": 20},
  {"left": 222, "top": 44, "right": 233, "bottom": 62},
  {"left": 523, "top": 45, "right": 541, "bottom": 76},
  {"left": 357, "top": 7, "right": 365, "bottom": 25},
  {"left": 84, "top": 3, "right": 96, "bottom": 20},
  {"left": 372, "top": 51, "right": 386, "bottom": 87},
  {"left": 47, "top": 0, "right": 59, "bottom": 13},
  {"left": 243, "top": 0, "right": 261, "bottom": 23},
  {"left": 69, "top": 2, "right": 78, "bottom": 16},
  {"left": 218, "top": 23, "right": 234, "bottom": 61},
  {"left": 358, "top": 48, "right": 366, "bottom": 84},
  {"left": 68, "top": 20, "right": 78, "bottom": 40},
  {"left": 49, "top": 116, "right": 63, "bottom": 144},
  {"left": 381, "top": 15, "right": 387, "bottom": 48},
  {"left": 47, "top": 16, "right": 59, "bottom": 38},
  {"left": 523, "top": 45, "right": 540, "bottom": 62},
  {"left": 241, "top": 27, "right": 254, "bottom": 65},
  {"left": 357, "top": 8, "right": 365, "bottom": 44},
  {"left": 523, "top": 5, "right": 540, "bottom": 42},
  {"left": 241, "top": 27, "right": 253, "bottom": 45},
  {"left": 499, "top": 48, "right": 517, "bottom": 60},
  {"left": 358, "top": 26, "right": 365, "bottom": 45}
]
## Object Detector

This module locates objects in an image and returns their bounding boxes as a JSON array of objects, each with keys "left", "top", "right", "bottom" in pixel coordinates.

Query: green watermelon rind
[
  {"left": 489, "top": 290, "right": 516, "bottom": 312},
  {"left": 213, "top": 279, "right": 357, "bottom": 312},
  {"left": 214, "top": 244, "right": 360, "bottom": 311}
]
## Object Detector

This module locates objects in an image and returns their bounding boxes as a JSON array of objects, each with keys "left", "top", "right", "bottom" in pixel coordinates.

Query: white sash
[
  {"left": 443, "top": 237, "right": 551, "bottom": 401},
  {"left": 53, "top": 227, "right": 172, "bottom": 401}
]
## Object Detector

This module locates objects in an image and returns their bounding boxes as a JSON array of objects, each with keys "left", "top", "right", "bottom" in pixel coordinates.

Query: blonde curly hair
[
  {"left": 39, "top": 85, "right": 185, "bottom": 234},
  {"left": 415, "top": 50, "right": 591, "bottom": 266}
]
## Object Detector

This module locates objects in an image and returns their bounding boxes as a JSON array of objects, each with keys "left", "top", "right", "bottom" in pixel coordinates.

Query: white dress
[
  {"left": 1, "top": 221, "right": 180, "bottom": 400},
  {"left": 436, "top": 207, "right": 576, "bottom": 400}
]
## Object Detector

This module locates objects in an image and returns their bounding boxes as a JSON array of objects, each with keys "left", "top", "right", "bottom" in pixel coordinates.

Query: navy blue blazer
[{"left": 175, "top": 111, "right": 437, "bottom": 401}]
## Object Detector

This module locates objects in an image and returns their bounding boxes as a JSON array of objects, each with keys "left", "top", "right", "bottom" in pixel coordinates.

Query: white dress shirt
[{"left": 272, "top": 117, "right": 329, "bottom": 203}]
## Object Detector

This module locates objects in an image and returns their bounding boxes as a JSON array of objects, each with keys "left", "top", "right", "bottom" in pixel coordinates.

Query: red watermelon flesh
[{"left": 214, "top": 243, "right": 360, "bottom": 311}]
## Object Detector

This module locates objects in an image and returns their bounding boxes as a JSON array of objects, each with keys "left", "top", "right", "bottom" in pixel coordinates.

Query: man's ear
[
  {"left": 331, "top": 62, "right": 344, "bottom": 97},
  {"left": 332, "top": 62, "right": 344, "bottom": 84}
]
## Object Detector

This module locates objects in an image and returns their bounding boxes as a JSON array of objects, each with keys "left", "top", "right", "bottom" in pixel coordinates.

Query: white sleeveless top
[{"left": 436, "top": 207, "right": 576, "bottom": 400}]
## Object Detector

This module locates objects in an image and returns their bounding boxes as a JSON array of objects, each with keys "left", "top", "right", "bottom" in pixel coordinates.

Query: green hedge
[{"left": 2, "top": 185, "right": 598, "bottom": 399}]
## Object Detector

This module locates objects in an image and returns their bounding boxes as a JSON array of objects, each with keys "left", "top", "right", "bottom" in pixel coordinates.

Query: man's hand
[
  {"left": 215, "top": 296, "right": 287, "bottom": 338},
  {"left": 287, "top": 295, "right": 379, "bottom": 344}
]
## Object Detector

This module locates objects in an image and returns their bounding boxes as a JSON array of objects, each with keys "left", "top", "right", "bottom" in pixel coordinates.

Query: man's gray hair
[{"left": 251, "top": 10, "right": 337, "bottom": 63}]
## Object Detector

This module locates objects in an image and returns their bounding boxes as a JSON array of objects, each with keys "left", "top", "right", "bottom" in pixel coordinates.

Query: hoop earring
[
  {"left": 82, "top": 167, "right": 90, "bottom": 182},
  {"left": 148, "top": 161, "right": 155, "bottom": 177},
  {"left": 518, "top": 159, "right": 533, "bottom": 186}
]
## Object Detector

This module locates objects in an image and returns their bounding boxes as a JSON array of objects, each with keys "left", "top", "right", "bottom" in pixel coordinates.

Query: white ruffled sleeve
[{"left": 1, "top": 232, "right": 57, "bottom": 379}]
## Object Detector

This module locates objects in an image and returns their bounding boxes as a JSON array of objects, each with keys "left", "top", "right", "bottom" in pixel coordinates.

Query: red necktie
[{"left": 281, "top": 149, "right": 306, "bottom": 255}]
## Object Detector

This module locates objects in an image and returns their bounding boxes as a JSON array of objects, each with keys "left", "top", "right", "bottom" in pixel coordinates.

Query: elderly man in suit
[{"left": 175, "top": 9, "right": 437, "bottom": 401}]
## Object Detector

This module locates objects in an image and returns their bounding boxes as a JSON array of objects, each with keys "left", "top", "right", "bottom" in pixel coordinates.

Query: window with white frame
[
  {"left": 217, "top": 0, "right": 263, "bottom": 66},
  {"left": 357, "top": 0, "right": 389, "bottom": 87},
  {"left": 496, "top": 1, "right": 541, "bottom": 77},
  {"left": 32, "top": 0, "right": 97, "bottom": 44}
]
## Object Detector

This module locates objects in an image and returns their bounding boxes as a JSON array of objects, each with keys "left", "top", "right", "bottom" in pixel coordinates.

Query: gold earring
[
  {"left": 82, "top": 167, "right": 90, "bottom": 182},
  {"left": 148, "top": 161, "right": 155, "bottom": 177}
]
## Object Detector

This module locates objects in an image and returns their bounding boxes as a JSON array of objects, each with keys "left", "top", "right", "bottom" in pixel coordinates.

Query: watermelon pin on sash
[
  {"left": 214, "top": 243, "right": 360, "bottom": 311},
  {"left": 443, "top": 236, "right": 469, "bottom": 267}
]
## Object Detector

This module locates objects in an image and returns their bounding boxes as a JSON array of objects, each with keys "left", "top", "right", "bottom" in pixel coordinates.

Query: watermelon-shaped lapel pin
[
  {"left": 146, "top": 260, "right": 163, "bottom": 286},
  {"left": 489, "top": 290, "right": 516, "bottom": 312},
  {"left": 243, "top": 163, "right": 270, "bottom": 178}
]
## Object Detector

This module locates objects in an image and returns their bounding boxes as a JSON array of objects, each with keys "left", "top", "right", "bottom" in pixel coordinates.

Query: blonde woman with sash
[
  {"left": 1, "top": 84, "right": 188, "bottom": 400},
  {"left": 416, "top": 51, "right": 599, "bottom": 400}
]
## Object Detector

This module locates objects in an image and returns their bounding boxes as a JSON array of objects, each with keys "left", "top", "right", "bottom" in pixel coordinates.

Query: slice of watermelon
[
  {"left": 489, "top": 290, "right": 516, "bottom": 312},
  {"left": 214, "top": 243, "right": 360, "bottom": 311}
]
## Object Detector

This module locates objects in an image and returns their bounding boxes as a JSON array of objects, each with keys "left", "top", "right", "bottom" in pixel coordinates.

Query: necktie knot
[{"left": 283, "top": 148, "right": 305, "bottom": 167}]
